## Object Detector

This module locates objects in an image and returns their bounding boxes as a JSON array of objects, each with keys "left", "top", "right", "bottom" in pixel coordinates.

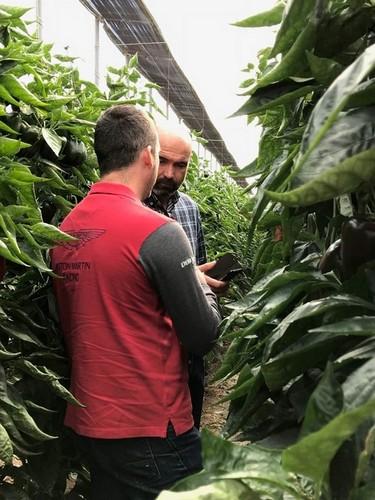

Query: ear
[{"left": 140, "top": 145, "right": 154, "bottom": 169}]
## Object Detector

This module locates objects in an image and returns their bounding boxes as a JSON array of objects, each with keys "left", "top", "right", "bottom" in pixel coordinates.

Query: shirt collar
[{"left": 144, "top": 190, "right": 180, "bottom": 215}]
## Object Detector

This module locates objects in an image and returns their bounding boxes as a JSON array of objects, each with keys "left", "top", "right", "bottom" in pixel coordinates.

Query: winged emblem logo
[{"left": 59, "top": 229, "right": 106, "bottom": 249}]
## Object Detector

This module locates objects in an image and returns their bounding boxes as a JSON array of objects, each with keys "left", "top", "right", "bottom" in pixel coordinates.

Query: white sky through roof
[
  {"left": 142, "top": 0, "right": 277, "bottom": 167},
  {"left": 10, "top": 0, "right": 277, "bottom": 167}
]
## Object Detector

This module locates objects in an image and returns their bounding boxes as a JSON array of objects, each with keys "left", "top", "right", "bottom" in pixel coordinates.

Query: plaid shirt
[{"left": 145, "top": 191, "right": 207, "bottom": 265}]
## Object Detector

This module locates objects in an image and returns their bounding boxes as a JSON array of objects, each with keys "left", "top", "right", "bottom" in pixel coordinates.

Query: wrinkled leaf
[
  {"left": 301, "top": 362, "right": 343, "bottom": 438},
  {"left": 342, "top": 357, "right": 375, "bottom": 410},
  {"left": 0, "top": 422, "right": 13, "bottom": 463},
  {"left": 283, "top": 397, "right": 375, "bottom": 483},
  {"left": 158, "top": 480, "right": 254, "bottom": 499},
  {"left": 272, "top": 0, "right": 316, "bottom": 56}
]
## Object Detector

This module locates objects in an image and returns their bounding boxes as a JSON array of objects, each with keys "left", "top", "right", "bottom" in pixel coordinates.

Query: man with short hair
[
  {"left": 52, "top": 105, "right": 221, "bottom": 500},
  {"left": 145, "top": 124, "right": 227, "bottom": 429}
]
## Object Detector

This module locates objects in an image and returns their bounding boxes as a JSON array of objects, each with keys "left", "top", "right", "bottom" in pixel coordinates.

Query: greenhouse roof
[{"left": 79, "top": 0, "right": 238, "bottom": 168}]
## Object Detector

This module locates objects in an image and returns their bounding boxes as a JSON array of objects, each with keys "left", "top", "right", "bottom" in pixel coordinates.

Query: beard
[{"left": 153, "top": 178, "right": 179, "bottom": 196}]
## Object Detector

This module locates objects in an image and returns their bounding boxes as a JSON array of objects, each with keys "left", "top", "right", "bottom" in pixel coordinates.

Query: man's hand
[{"left": 198, "top": 261, "right": 229, "bottom": 295}]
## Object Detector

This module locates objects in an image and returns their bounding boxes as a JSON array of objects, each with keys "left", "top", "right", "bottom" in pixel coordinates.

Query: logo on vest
[{"left": 180, "top": 257, "right": 193, "bottom": 269}]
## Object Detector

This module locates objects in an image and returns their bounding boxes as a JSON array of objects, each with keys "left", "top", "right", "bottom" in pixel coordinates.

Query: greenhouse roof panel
[{"left": 79, "top": 0, "right": 238, "bottom": 168}]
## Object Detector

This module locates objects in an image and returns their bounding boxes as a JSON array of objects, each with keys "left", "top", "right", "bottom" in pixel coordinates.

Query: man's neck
[{"left": 101, "top": 170, "right": 146, "bottom": 200}]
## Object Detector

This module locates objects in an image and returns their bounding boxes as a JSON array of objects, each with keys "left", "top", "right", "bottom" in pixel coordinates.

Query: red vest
[{"left": 52, "top": 182, "right": 193, "bottom": 438}]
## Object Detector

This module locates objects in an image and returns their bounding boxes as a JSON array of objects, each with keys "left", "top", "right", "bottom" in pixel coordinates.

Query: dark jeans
[
  {"left": 188, "top": 354, "right": 205, "bottom": 429},
  {"left": 78, "top": 423, "right": 202, "bottom": 500}
]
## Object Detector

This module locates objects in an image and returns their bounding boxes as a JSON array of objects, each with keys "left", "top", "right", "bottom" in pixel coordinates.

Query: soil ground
[{"left": 200, "top": 358, "right": 234, "bottom": 434}]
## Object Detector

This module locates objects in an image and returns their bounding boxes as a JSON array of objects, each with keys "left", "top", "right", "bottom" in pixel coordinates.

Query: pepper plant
[
  {"left": 161, "top": 1, "right": 375, "bottom": 499},
  {"left": 0, "top": 5, "right": 159, "bottom": 498},
  {"left": 183, "top": 151, "right": 256, "bottom": 299}
]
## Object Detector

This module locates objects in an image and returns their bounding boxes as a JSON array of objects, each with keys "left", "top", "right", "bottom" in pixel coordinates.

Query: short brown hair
[{"left": 94, "top": 105, "right": 157, "bottom": 175}]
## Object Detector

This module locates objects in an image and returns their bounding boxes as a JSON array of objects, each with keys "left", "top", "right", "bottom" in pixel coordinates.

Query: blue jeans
[{"left": 78, "top": 423, "right": 202, "bottom": 499}]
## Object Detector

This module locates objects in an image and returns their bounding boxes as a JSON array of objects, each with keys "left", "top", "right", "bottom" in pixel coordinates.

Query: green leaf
[
  {"left": 42, "top": 95, "right": 77, "bottom": 109},
  {"left": 30, "top": 222, "right": 77, "bottom": 243},
  {"left": 353, "top": 425, "right": 375, "bottom": 492},
  {"left": 265, "top": 294, "right": 375, "bottom": 359},
  {"left": 0, "top": 4, "right": 30, "bottom": 17},
  {"left": 310, "top": 316, "right": 375, "bottom": 337},
  {"left": 44, "top": 165, "right": 85, "bottom": 197},
  {"left": 271, "top": 0, "right": 317, "bottom": 56},
  {"left": 237, "top": 271, "right": 337, "bottom": 343},
  {"left": 233, "top": 80, "right": 317, "bottom": 117},
  {"left": 0, "top": 422, "right": 13, "bottom": 463},
  {"left": 300, "top": 362, "right": 343, "bottom": 438},
  {"left": 15, "top": 360, "right": 84, "bottom": 407},
  {"left": 282, "top": 397, "right": 375, "bottom": 484},
  {"left": 0, "top": 239, "right": 25, "bottom": 265},
  {"left": 336, "top": 338, "right": 375, "bottom": 365},
  {"left": 237, "top": 279, "right": 321, "bottom": 341},
  {"left": 222, "top": 373, "right": 269, "bottom": 435},
  {"left": 0, "top": 137, "right": 29, "bottom": 156},
  {"left": 232, "top": 3, "right": 284, "bottom": 28},
  {"left": 0, "top": 83, "right": 20, "bottom": 106},
  {"left": 202, "top": 429, "right": 282, "bottom": 476},
  {"left": 262, "top": 316, "right": 375, "bottom": 391},
  {"left": 24, "top": 400, "right": 56, "bottom": 414},
  {"left": 295, "top": 45, "right": 375, "bottom": 181},
  {"left": 169, "top": 430, "right": 304, "bottom": 498},
  {"left": 0, "top": 343, "right": 20, "bottom": 360},
  {"left": 306, "top": 52, "right": 343, "bottom": 85},
  {"left": 9, "top": 403, "right": 56, "bottom": 442},
  {"left": 0, "top": 319, "right": 45, "bottom": 346},
  {"left": 0, "top": 212, "right": 21, "bottom": 256},
  {"left": 0, "top": 406, "right": 30, "bottom": 450},
  {"left": 315, "top": 6, "right": 375, "bottom": 59},
  {"left": 158, "top": 480, "right": 254, "bottom": 499},
  {"left": 342, "top": 357, "right": 375, "bottom": 410},
  {"left": 248, "top": 147, "right": 298, "bottom": 243},
  {"left": 128, "top": 53, "right": 138, "bottom": 68},
  {"left": 3, "top": 204, "right": 40, "bottom": 221},
  {"left": 352, "top": 482, "right": 375, "bottom": 500},
  {"left": 0, "top": 377, "right": 55, "bottom": 443},
  {"left": 17, "top": 245, "right": 51, "bottom": 273},
  {"left": 230, "top": 159, "right": 259, "bottom": 179},
  {"left": 0, "top": 74, "right": 47, "bottom": 108},
  {"left": 41, "top": 127, "right": 66, "bottom": 157},
  {"left": 266, "top": 147, "right": 375, "bottom": 206},
  {"left": 297, "top": 105, "right": 375, "bottom": 187},
  {"left": 256, "top": 21, "right": 316, "bottom": 89},
  {"left": 7, "top": 163, "right": 47, "bottom": 184},
  {"left": 346, "top": 79, "right": 375, "bottom": 109},
  {"left": 0, "top": 120, "right": 20, "bottom": 135}
]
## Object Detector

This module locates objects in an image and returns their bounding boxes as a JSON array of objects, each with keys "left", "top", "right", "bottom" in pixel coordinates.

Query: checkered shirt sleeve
[{"left": 171, "top": 193, "right": 207, "bottom": 265}]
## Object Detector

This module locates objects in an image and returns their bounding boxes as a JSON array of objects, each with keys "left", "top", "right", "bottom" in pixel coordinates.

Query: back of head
[{"left": 94, "top": 105, "right": 157, "bottom": 176}]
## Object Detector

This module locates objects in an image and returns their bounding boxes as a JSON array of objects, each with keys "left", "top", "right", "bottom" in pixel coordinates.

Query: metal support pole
[
  {"left": 36, "top": 0, "right": 42, "bottom": 39},
  {"left": 94, "top": 16, "right": 100, "bottom": 86}
]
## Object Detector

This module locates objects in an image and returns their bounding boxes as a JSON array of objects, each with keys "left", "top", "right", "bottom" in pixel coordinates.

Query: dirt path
[{"left": 200, "top": 361, "right": 234, "bottom": 434}]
